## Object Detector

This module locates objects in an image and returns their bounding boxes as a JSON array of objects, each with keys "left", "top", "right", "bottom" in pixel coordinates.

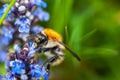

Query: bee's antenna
[
  {"left": 55, "top": 39, "right": 81, "bottom": 61},
  {"left": 64, "top": 43, "right": 81, "bottom": 61}
]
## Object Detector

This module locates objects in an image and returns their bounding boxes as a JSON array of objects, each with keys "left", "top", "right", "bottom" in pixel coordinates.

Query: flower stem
[{"left": 0, "top": 0, "right": 16, "bottom": 26}]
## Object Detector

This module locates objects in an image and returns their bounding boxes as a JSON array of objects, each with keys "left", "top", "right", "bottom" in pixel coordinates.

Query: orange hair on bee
[{"left": 43, "top": 28, "right": 63, "bottom": 42}]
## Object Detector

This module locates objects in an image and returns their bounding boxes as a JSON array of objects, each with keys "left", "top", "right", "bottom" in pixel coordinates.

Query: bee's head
[
  {"left": 35, "top": 32, "right": 48, "bottom": 47},
  {"left": 27, "top": 28, "right": 63, "bottom": 47},
  {"left": 27, "top": 32, "right": 48, "bottom": 47}
]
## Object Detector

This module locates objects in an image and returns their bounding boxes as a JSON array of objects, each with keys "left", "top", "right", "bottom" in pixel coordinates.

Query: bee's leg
[
  {"left": 46, "top": 64, "right": 51, "bottom": 70},
  {"left": 36, "top": 47, "right": 51, "bottom": 53},
  {"left": 37, "top": 46, "right": 59, "bottom": 53},
  {"left": 42, "top": 55, "right": 62, "bottom": 68}
]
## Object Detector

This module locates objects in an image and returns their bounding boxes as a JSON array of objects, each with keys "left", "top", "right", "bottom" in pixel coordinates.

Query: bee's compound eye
[{"left": 41, "top": 35, "right": 48, "bottom": 44}]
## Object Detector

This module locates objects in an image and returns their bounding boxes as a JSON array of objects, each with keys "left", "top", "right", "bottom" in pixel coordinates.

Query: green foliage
[{"left": 48, "top": 0, "right": 120, "bottom": 80}]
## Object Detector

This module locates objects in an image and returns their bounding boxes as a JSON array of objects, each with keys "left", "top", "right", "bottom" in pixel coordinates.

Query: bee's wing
[{"left": 56, "top": 40, "right": 81, "bottom": 61}]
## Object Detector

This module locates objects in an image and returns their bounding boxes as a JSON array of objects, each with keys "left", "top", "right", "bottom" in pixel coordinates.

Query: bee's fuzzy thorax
[{"left": 43, "top": 28, "right": 63, "bottom": 42}]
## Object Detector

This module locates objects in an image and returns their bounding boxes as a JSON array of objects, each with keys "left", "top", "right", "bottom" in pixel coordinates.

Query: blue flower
[
  {"left": 0, "top": 48, "right": 7, "bottom": 62},
  {"left": 14, "top": 44, "right": 21, "bottom": 54},
  {"left": 6, "top": 14, "right": 15, "bottom": 22},
  {"left": 0, "top": 75, "right": 3, "bottom": 78},
  {"left": 19, "top": 33, "right": 29, "bottom": 38},
  {"left": 30, "top": 64, "right": 47, "bottom": 78},
  {"left": 29, "top": 41, "right": 34, "bottom": 47},
  {"left": 0, "top": 26, "right": 15, "bottom": 46},
  {"left": 33, "top": 8, "right": 50, "bottom": 21},
  {"left": 0, "top": 35, "right": 10, "bottom": 46},
  {"left": 19, "top": 25, "right": 30, "bottom": 33},
  {"left": 5, "top": 60, "right": 10, "bottom": 70},
  {"left": 6, "top": 72, "right": 16, "bottom": 80},
  {"left": 0, "top": 75, "right": 6, "bottom": 80},
  {"left": 11, "top": 65, "right": 22, "bottom": 74},
  {"left": 1, "top": 73, "right": 15, "bottom": 80},
  {"left": 20, "top": 74, "right": 28, "bottom": 80},
  {"left": 31, "top": 0, "right": 47, "bottom": 8},
  {"left": 31, "top": 26, "right": 44, "bottom": 34},
  {"left": 9, "top": 60, "right": 26, "bottom": 74},
  {"left": 28, "top": 41, "right": 36, "bottom": 58},
  {"left": 15, "top": 16, "right": 30, "bottom": 33},
  {"left": 0, "top": 4, "right": 8, "bottom": 17},
  {"left": 2, "top": 27, "right": 15, "bottom": 40}
]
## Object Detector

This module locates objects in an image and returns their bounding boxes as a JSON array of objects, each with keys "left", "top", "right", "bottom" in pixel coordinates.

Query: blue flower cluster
[
  {"left": 0, "top": 0, "right": 51, "bottom": 80},
  {"left": 3, "top": 43, "right": 50, "bottom": 80},
  {"left": 15, "top": 16, "right": 30, "bottom": 33},
  {"left": 0, "top": 0, "right": 49, "bottom": 62},
  {"left": 34, "top": 8, "right": 50, "bottom": 21},
  {"left": 0, "top": 26, "right": 16, "bottom": 61}
]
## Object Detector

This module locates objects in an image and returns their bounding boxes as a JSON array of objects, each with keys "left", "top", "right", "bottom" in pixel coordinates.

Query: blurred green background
[{"left": 1, "top": 0, "right": 120, "bottom": 80}]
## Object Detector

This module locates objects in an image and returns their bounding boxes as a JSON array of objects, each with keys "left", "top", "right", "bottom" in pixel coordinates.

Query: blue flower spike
[
  {"left": 2, "top": 43, "right": 50, "bottom": 80},
  {"left": 0, "top": 0, "right": 51, "bottom": 80}
]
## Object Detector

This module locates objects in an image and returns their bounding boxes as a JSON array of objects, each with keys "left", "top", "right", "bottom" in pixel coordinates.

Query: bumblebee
[{"left": 28, "top": 28, "right": 80, "bottom": 67}]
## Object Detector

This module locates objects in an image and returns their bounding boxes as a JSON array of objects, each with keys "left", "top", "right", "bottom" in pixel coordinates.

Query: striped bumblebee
[{"left": 28, "top": 28, "right": 80, "bottom": 68}]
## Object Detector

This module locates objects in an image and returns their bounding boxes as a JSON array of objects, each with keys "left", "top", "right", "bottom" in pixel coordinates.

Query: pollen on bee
[{"left": 43, "top": 28, "right": 63, "bottom": 42}]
